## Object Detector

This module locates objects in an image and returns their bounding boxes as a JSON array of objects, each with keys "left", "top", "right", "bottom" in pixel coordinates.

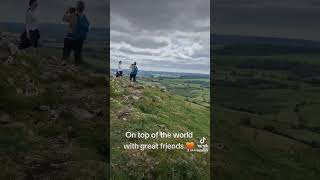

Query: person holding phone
[
  {"left": 62, "top": 6, "right": 78, "bottom": 63},
  {"left": 62, "top": 1, "right": 90, "bottom": 66},
  {"left": 130, "top": 62, "right": 138, "bottom": 82}
]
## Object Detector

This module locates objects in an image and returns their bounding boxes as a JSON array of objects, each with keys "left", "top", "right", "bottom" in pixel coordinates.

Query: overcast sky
[
  {"left": 110, "top": 0, "right": 210, "bottom": 74},
  {"left": 213, "top": 0, "right": 320, "bottom": 41},
  {"left": 0, "top": 0, "right": 108, "bottom": 27}
]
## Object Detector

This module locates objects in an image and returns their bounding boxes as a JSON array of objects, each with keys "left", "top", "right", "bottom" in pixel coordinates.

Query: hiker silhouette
[
  {"left": 19, "top": 0, "right": 40, "bottom": 50},
  {"left": 62, "top": 0, "right": 90, "bottom": 66},
  {"left": 116, "top": 61, "right": 123, "bottom": 77},
  {"left": 130, "top": 62, "right": 138, "bottom": 82}
]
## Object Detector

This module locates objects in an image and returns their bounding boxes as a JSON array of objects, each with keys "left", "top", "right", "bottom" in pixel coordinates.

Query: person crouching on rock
[
  {"left": 116, "top": 61, "right": 123, "bottom": 77},
  {"left": 19, "top": 0, "right": 40, "bottom": 50},
  {"left": 130, "top": 62, "right": 138, "bottom": 82}
]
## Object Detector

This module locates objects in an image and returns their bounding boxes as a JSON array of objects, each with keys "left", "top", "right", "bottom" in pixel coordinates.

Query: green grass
[
  {"left": 140, "top": 76, "right": 210, "bottom": 108},
  {"left": 111, "top": 78, "right": 210, "bottom": 179},
  {"left": 0, "top": 48, "right": 108, "bottom": 179},
  {"left": 213, "top": 48, "right": 320, "bottom": 179}
]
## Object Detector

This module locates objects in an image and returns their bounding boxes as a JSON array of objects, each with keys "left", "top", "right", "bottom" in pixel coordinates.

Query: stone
[
  {"left": 153, "top": 96, "right": 162, "bottom": 102},
  {"left": 132, "top": 95, "right": 140, "bottom": 100},
  {"left": 4, "top": 56, "right": 14, "bottom": 65},
  {"left": 136, "top": 85, "right": 145, "bottom": 89},
  {"left": 93, "top": 108, "right": 103, "bottom": 116},
  {"left": 39, "top": 105, "right": 50, "bottom": 111},
  {"left": 132, "top": 90, "right": 142, "bottom": 95},
  {"left": 0, "top": 114, "right": 11, "bottom": 124},
  {"left": 123, "top": 96, "right": 129, "bottom": 101},
  {"left": 157, "top": 124, "right": 165, "bottom": 128},
  {"left": 160, "top": 87, "right": 167, "bottom": 92},
  {"left": 71, "top": 108, "right": 94, "bottom": 120},
  {"left": 49, "top": 110, "right": 59, "bottom": 121},
  {"left": 47, "top": 56, "right": 58, "bottom": 61},
  {"left": 0, "top": 40, "right": 19, "bottom": 56},
  {"left": 8, "top": 42, "right": 19, "bottom": 56}
]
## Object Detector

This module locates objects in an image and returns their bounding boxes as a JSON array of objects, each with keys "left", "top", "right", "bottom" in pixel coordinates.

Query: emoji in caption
[{"left": 186, "top": 142, "right": 195, "bottom": 151}]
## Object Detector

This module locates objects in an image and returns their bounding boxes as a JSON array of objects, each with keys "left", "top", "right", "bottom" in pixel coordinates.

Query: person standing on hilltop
[
  {"left": 62, "top": 1, "right": 90, "bottom": 66},
  {"left": 116, "top": 61, "right": 123, "bottom": 77},
  {"left": 130, "top": 62, "right": 138, "bottom": 82},
  {"left": 19, "top": 0, "right": 40, "bottom": 50},
  {"left": 62, "top": 7, "right": 77, "bottom": 65}
]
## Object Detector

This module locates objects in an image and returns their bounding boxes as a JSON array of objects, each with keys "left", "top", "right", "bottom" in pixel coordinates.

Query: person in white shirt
[
  {"left": 19, "top": 0, "right": 40, "bottom": 49},
  {"left": 116, "top": 61, "right": 123, "bottom": 77}
]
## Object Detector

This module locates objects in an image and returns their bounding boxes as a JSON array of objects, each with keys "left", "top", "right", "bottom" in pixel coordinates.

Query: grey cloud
[
  {"left": 213, "top": 0, "right": 320, "bottom": 40},
  {"left": 111, "top": 32, "right": 169, "bottom": 49},
  {"left": 111, "top": 0, "right": 210, "bottom": 74},
  {"left": 111, "top": 0, "right": 210, "bottom": 32}
]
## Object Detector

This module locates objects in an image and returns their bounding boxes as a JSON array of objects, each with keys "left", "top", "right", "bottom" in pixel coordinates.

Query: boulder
[
  {"left": 157, "top": 124, "right": 165, "bottom": 128},
  {"left": 49, "top": 110, "right": 59, "bottom": 121},
  {"left": 0, "top": 113, "right": 11, "bottom": 124},
  {"left": 8, "top": 42, "right": 19, "bottom": 56},
  {"left": 136, "top": 85, "right": 145, "bottom": 89},
  {"left": 47, "top": 56, "right": 58, "bottom": 61},
  {"left": 131, "top": 95, "right": 140, "bottom": 100},
  {"left": 153, "top": 96, "right": 162, "bottom": 102},
  {"left": 3, "top": 56, "right": 14, "bottom": 65},
  {"left": 71, "top": 108, "right": 94, "bottom": 120},
  {"left": 39, "top": 105, "right": 50, "bottom": 111},
  {"left": 160, "top": 87, "right": 167, "bottom": 92},
  {"left": 0, "top": 40, "right": 19, "bottom": 56}
]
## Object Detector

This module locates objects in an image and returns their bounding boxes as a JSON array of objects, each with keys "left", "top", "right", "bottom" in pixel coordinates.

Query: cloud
[
  {"left": 213, "top": 0, "right": 320, "bottom": 40},
  {"left": 111, "top": 0, "right": 210, "bottom": 74}
]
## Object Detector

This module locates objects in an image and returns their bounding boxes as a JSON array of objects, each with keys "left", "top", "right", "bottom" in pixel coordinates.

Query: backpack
[
  {"left": 73, "top": 15, "right": 89, "bottom": 40},
  {"left": 132, "top": 66, "right": 138, "bottom": 74}
]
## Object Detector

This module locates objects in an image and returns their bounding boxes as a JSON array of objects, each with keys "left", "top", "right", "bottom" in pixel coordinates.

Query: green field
[
  {"left": 139, "top": 76, "right": 210, "bottom": 107},
  {"left": 213, "top": 44, "right": 320, "bottom": 179}
]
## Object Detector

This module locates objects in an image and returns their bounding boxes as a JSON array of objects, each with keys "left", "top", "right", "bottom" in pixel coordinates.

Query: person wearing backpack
[
  {"left": 62, "top": 7, "right": 77, "bottom": 64},
  {"left": 62, "top": 1, "right": 89, "bottom": 66},
  {"left": 130, "top": 62, "right": 138, "bottom": 82}
]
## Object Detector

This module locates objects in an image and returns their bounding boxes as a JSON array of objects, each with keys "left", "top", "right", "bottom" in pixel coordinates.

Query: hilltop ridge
[
  {"left": 110, "top": 77, "right": 210, "bottom": 179},
  {"left": 0, "top": 33, "right": 108, "bottom": 179}
]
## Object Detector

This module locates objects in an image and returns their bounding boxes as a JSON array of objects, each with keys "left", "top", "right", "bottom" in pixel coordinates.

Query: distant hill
[
  {"left": 212, "top": 34, "right": 320, "bottom": 47},
  {"left": 111, "top": 69, "right": 210, "bottom": 78},
  {"left": 212, "top": 34, "right": 320, "bottom": 56},
  {"left": 0, "top": 22, "right": 107, "bottom": 42}
]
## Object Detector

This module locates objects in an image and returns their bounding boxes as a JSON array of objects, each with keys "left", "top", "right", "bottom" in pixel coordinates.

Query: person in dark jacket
[
  {"left": 62, "top": 1, "right": 89, "bottom": 66},
  {"left": 130, "top": 62, "right": 138, "bottom": 82}
]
